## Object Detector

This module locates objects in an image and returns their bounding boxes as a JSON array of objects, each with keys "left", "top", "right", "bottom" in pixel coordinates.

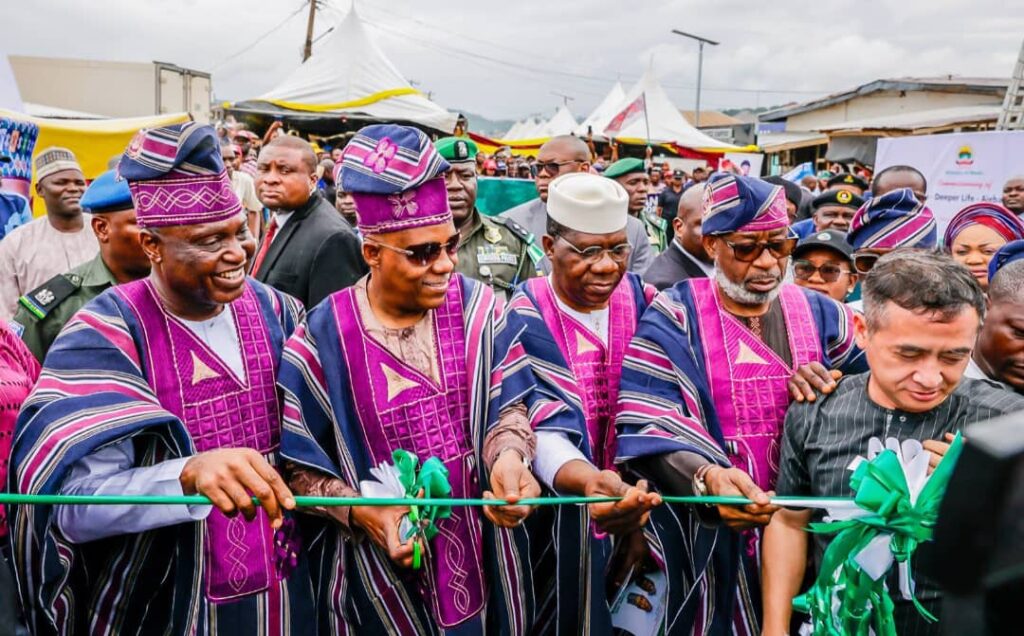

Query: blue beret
[
  {"left": 988, "top": 240, "right": 1024, "bottom": 283},
  {"left": 80, "top": 169, "right": 133, "bottom": 213}
]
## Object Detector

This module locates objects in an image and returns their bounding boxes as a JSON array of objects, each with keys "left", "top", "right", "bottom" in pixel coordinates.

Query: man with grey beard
[{"left": 613, "top": 172, "right": 866, "bottom": 633}]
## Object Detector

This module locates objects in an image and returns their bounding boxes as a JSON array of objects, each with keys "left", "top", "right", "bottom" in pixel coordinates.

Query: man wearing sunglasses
[
  {"left": 791, "top": 229, "right": 858, "bottom": 302},
  {"left": 615, "top": 172, "right": 866, "bottom": 634},
  {"left": 279, "top": 124, "right": 538, "bottom": 635},
  {"left": 835, "top": 188, "right": 938, "bottom": 315},
  {"left": 434, "top": 136, "right": 542, "bottom": 299},
  {"left": 486, "top": 172, "right": 662, "bottom": 632},
  {"left": 502, "top": 135, "right": 653, "bottom": 274}
]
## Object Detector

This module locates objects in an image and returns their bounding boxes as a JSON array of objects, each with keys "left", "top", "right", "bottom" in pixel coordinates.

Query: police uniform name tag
[{"left": 477, "top": 245, "right": 518, "bottom": 265}]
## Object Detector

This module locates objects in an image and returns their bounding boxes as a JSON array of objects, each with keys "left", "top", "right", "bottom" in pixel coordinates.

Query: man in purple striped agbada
[
  {"left": 9, "top": 122, "right": 314, "bottom": 635},
  {"left": 614, "top": 172, "right": 867, "bottom": 634},
  {"left": 278, "top": 124, "right": 540, "bottom": 635}
]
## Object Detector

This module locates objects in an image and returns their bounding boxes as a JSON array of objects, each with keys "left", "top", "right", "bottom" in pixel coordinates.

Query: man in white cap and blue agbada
[
  {"left": 613, "top": 172, "right": 866, "bottom": 634},
  {"left": 485, "top": 171, "right": 663, "bottom": 633},
  {"left": 279, "top": 123, "right": 539, "bottom": 635},
  {"left": 10, "top": 122, "right": 314, "bottom": 636}
]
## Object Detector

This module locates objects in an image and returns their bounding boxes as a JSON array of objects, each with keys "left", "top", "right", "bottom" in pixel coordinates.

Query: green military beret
[
  {"left": 603, "top": 157, "right": 646, "bottom": 179},
  {"left": 435, "top": 136, "right": 478, "bottom": 163}
]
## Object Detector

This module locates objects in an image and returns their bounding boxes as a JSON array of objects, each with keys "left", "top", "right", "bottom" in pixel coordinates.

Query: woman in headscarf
[{"left": 944, "top": 202, "right": 1024, "bottom": 291}]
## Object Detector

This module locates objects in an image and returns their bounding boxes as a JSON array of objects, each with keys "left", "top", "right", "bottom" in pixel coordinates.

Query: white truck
[{"left": 8, "top": 56, "right": 212, "bottom": 122}]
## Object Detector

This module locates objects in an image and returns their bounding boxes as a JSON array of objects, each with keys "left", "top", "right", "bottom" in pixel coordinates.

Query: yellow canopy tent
[{"left": 0, "top": 109, "right": 190, "bottom": 215}]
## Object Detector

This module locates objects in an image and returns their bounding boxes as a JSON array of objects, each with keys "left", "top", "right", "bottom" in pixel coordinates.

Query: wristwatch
[{"left": 692, "top": 464, "right": 715, "bottom": 499}]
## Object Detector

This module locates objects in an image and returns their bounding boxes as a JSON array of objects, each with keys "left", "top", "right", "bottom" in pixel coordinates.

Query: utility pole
[
  {"left": 550, "top": 91, "right": 575, "bottom": 107},
  {"left": 670, "top": 29, "right": 719, "bottom": 127},
  {"left": 302, "top": 0, "right": 317, "bottom": 62}
]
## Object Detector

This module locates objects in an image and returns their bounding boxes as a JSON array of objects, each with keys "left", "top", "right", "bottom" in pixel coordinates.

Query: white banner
[{"left": 875, "top": 131, "right": 1024, "bottom": 233}]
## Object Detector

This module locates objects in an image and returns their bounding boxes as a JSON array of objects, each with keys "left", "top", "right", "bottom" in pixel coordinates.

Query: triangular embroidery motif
[
  {"left": 190, "top": 351, "right": 221, "bottom": 384},
  {"left": 381, "top": 363, "right": 419, "bottom": 401},
  {"left": 734, "top": 340, "right": 769, "bottom": 366},
  {"left": 575, "top": 330, "right": 599, "bottom": 355}
]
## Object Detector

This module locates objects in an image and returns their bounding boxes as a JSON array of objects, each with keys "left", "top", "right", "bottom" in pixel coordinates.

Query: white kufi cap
[{"left": 546, "top": 172, "right": 628, "bottom": 235}]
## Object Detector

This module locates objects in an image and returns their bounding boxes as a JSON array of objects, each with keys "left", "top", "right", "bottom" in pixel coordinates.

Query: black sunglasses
[
  {"left": 536, "top": 159, "right": 583, "bottom": 176},
  {"left": 368, "top": 234, "right": 460, "bottom": 266},
  {"left": 852, "top": 252, "right": 885, "bottom": 274},
  {"left": 793, "top": 259, "right": 853, "bottom": 283},
  {"left": 722, "top": 237, "right": 798, "bottom": 262}
]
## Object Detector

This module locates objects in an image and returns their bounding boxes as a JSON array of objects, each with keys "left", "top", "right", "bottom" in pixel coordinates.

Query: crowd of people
[{"left": 0, "top": 119, "right": 1021, "bottom": 636}]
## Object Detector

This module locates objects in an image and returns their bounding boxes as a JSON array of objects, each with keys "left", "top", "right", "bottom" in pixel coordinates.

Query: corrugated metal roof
[
  {"left": 757, "top": 131, "right": 828, "bottom": 152},
  {"left": 680, "top": 110, "right": 743, "bottom": 127},
  {"left": 814, "top": 105, "right": 1000, "bottom": 133},
  {"left": 759, "top": 77, "right": 1008, "bottom": 122}
]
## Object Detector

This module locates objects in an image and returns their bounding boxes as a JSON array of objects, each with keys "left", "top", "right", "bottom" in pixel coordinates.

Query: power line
[
  {"left": 211, "top": 3, "right": 307, "bottom": 71},
  {"left": 360, "top": 15, "right": 830, "bottom": 98}
]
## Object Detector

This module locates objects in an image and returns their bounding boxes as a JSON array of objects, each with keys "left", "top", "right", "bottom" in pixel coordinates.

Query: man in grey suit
[
  {"left": 251, "top": 136, "right": 366, "bottom": 308},
  {"left": 642, "top": 183, "right": 712, "bottom": 290},
  {"left": 502, "top": 135, "right": 652, "bottom": 274}
]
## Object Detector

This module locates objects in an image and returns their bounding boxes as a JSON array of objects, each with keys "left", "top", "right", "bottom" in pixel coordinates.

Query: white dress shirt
[
  {"left": 56, "top": 307, "right": 244, "bottom": 543},
  {"left": 533, "top": 279, "right": 602, "bottom": 490}
]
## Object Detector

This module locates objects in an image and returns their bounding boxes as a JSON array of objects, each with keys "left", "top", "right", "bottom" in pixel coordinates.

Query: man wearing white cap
[
  {"left": 486, "top": 172, "right": 663, "bottom": 633},
  {"left": 0, "top": 147, "right": 97, "bottom": 321}
]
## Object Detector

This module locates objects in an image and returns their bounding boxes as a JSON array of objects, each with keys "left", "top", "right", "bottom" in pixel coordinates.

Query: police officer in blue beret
[{"left": 11, "top": 169, "right": 151, "bottom": 361}]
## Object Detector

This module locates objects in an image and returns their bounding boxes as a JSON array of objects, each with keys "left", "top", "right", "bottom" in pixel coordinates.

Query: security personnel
[
  {"left": 604, "top": 157, "right": 668, "bottom": 252},
  {"left": 11, "top": 170, "right": 151, "bottom": 362},
  {"left": 826, "top": 171, "right": 869, "bottom": 197},
  {"left": 435, "top": 136, "right": 542, "bottom": 299},
  {"left": 791, "top": 187, "right": 865, "bottom": 239}
]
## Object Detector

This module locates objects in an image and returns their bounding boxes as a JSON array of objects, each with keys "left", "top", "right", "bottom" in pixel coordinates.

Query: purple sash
[
  {"left": 690, "top": 280, "right": 821, "bottom": 491},
  {"left": 529, "top": 277, "right": 637, "bottom": 470},
  {"left": 117, "top": 279, "right": 280, "bottom": 603},
  {"left": 333, "top": 276, "right": 485, "bottom": 628}
]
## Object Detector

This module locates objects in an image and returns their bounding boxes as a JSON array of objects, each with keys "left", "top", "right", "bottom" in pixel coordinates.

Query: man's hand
[
  {"left": 179, "top": 448, "right": 295, "bottom": 529},
  {"left": 483, "top": 450, "right": 542, "bottom": 528},
  {"left": 584, "top": 470, "right": 662, "bottom": 536},
  {"left": 788, "top": 362, "right": 842, "bottom": 402},
  {"left": 607, "top": 528, "right": 653, "bottom": 594},
  {"left": 703, "top": 466, "right": 779, "bottom": 530},
  {"left": 350, "top": 504, "right": 420, "bottom": 568},
  {"left": 923, "top": 432, "right": 958, "bottom": 475}
]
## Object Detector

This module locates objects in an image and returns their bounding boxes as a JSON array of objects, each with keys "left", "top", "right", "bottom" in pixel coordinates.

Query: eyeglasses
[
  {"left": 852, "top": 252, "right": 886, "bottom": 274},
  {"left": 556, "top": 235, "right": 632, "bottom": 263},
  {"left": 536, "top": 159, "right": 583, "bottom": 176},
  {"left": 721, "top": 237, "right": 797, "bottom": 262},
  {"left": 792, "top": 259, "right": 853, "bottom": 282},
  {"left": 367, "top": 234, "right": 460, "bottom": 266}
]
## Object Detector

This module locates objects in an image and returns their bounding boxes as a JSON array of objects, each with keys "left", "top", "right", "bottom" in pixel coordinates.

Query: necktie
[{"left": 250, "top": 217, "right": 279, "bottom": 276}]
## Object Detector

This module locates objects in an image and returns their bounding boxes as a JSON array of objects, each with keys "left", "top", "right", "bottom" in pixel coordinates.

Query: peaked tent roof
[
  {"left": 504, "top": 119, "right": 527, "bottom": 139},
  {"left": 589, "top": 69, "right": 735, "bottom": 149},
  {"left": 539, "top": 105, "right": 578, "bottom": 137},
  {"left": 240, "top": 9, "right": 457, "bottom": 133},
  {"left": 576, "top": 82, "right": 625, "bottom": 135}
]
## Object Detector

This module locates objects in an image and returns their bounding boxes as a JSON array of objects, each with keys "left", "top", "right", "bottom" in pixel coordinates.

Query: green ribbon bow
[
  {"left": 792, "top": 433, "right": 964, "bottom": 636},
  {"left": 390, "top": 450, "right": 453, "bottom": 568}
]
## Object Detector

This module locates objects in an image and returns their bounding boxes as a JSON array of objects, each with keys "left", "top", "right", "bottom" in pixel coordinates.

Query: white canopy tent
[
  {"left": 589, "top": 69, "right": 735, "bottom": 149},
  {"left": 538, "top": 105, "right": 578, "bottom": 137},
  {"left": 237, "top": 9, "right": 458, "bottom": 133},
  {"left": 576, "top": 82, "right": 625, "bottom": 136}
]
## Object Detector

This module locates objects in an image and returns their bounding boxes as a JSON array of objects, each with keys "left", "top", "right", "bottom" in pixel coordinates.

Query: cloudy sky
[{"left": 6, "top": 0, "right": 1022, "bottom": 122}]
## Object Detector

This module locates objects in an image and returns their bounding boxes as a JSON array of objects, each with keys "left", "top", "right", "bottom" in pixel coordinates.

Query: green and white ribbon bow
[
  {"left": 793, "top": 433, "right": 964, "bottom": 636},
  {"left": 359, "top": 450, "right": 453, "bottom": 569}
]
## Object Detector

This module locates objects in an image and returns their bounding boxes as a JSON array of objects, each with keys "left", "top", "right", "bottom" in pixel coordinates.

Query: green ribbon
[
  {"left": 390, "top": 450, "right": 453, "bottom": 543},
  {"left": 792, "top": 434, "right": 964, "bottom": 636}
]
